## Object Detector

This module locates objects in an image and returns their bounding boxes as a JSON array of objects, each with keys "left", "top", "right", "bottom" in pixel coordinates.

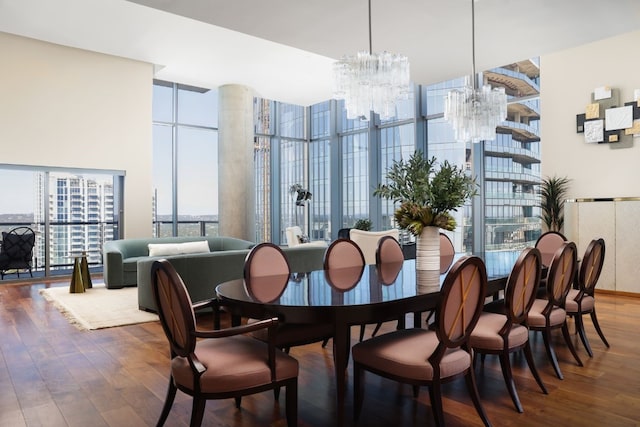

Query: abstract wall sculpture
[{"left": 576, "top": 86, "right": 640, "bottom": 147}]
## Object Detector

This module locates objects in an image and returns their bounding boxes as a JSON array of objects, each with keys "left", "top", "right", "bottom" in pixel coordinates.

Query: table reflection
[
  {"left": 244, "top": 273, "right": 289, "bottom": 303},
  {"left": 325, "top": 265, "right": 364, "bottom": 291},
  {"left": 230, "top": 255, "right": 521, "bottom": 308}
]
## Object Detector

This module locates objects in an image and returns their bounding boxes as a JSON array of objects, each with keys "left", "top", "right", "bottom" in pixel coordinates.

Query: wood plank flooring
[{"left": 1, "top": 279, "right": 639, "bottom": 426}]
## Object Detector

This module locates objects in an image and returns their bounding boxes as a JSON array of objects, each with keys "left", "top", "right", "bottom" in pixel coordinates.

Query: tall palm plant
[{"left": 540, "top": 175, "right": 570, "bottom": 232}]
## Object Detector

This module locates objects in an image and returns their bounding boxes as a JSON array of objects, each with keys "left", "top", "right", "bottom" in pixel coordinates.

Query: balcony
[
  {"left": 508, "top": 98, "right": 540, "bottom": 120},
  {"left": 0, "top": 220, "right": 219, "bottom": 281},
  {"left": 497, "top": 121, "right": 540, "bottom": 143},
  {"left": 484, "top": 141, "right": 541, "bottom": 165},
  {"left": 485, "top": 67, "right": 539, "bottom": 97},
  {"left": 485, "top": 170, "right": 541, "bottom": 186}
]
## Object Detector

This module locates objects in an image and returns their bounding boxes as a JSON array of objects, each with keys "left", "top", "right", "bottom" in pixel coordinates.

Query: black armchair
[{"left": 0, "top": 227, "right": 36, "bottom": 279}]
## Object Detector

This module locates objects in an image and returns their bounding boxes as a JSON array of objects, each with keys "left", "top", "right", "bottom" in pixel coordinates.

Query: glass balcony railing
[{"left": 0, "top": 220, "right": 219, "bottom": 280}]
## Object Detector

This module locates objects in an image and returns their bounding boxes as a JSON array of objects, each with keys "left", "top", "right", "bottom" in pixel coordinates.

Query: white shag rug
[{"left": 40, "top": 284, "right": 158, "bottom": 330}]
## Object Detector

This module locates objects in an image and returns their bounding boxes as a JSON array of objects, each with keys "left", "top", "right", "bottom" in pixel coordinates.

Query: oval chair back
[
  {"left": 376, "top": 235, "right": 404, "bottom": 264},
  {"left": 244, "top": 242, "right": 291, "bottom": 278},
  {"left": 578, "top": 238, "right": 606, "bottom": 296},
  {"left": 324, "top": 238, "right": 365, "bottom": 270},
  {"left": 546, "top": 241, "right": 577, "bottom": 307},
  {"left": 439, "top": 233, "right": 455, "bottom": 274},
  {"left": 535, "top": 231, "right": 567, "bottom": 268},
  {"left": 505, "top": 247, "right": 542, "bottom": 324},
  {"left": 437, "top": 256, "right": 487, "bottom": 349},
  {"left": 152, "top": 259, "right": 196, "bottom": 358}
]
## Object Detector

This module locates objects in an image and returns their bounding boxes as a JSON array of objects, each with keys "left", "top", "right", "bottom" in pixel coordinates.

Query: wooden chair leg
[
  {"left": 321, "top": 338, "right": 330, "bottom": 348},
  {"left": 428, "top": 382, "right": 445, "bottom": 427},
  {"left": 464, "top": 369, "right": 492, "bottom": 426},
  {"left": 590, "top": 308, "right": 610, "bottom": 347},
  {"left": 157, "top": 378, "right": 177, "bottom": 427},
  {"left": 190, "top": 397, "right": 206, "bottom": 427},
  {"left": 285, "top": 379, "right": 298, "bottom": 427},
  {"left": 353, "top": 364, "right": 365, "bottom": 421},
  {"left": 574, "top": 313, "right": 593, "bottom": 357},
  {"left": 561, "top": 322, "right": 584, "bottom": 367},
  {"left": 540, "top": 329, "right": 563, "bottom": 379},
  {"left": 523, "top": 341, "right": 548, "bottom": 395},
  {"left": 498, "top": 352, "right": 523, "bottom": 413},
  {"left": 359, "top": 324, "right": 366, "bottom": 342},
  {"left": 371, "top": 322, "right": 383, "bottom": 338}
]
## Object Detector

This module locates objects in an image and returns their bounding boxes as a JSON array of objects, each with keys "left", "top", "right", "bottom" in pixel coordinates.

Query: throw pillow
[
  {"left": 297, "top": 234, "right": 310, "bottom": 244},
  {"left": 148, "top": 241, "right": 210, "bottom": 257}
]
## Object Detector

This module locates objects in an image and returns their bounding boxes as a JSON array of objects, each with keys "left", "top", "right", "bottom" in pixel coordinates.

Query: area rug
[{"left": 40, "top": 284, "right": 158, "bottom": 330}]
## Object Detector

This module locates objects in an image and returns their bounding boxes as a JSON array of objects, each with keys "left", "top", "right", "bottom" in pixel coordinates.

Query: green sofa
[
  {"left": 136, "top": 243, "right": 328, "bottom": 312},
  {"left": 103, "top": 236, "right": 255, "bottom": 289}
]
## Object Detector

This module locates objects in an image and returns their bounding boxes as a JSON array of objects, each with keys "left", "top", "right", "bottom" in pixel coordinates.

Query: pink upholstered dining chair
[
  {"left": 323, "top": 238, "right": 365, "bottom": 269},
  {"left": 565, "top": 238, "right": 609, "bottom": 357},
  {"left": 151, "top": 259, "right": 298, "bottom": 427},
  {"left": 375, "top": 235, "right": 405, "bottom": 265},
  {"left": 364, "top": 235, "right": 405, "bottom": 340},
  {"left": 470, "top": 247, "right": 547, "bottom": 413},
  {"left": 439, "top": 232, "right": 455, "bottom": 274},
  {"left": 324, "top": 239, "right": 368, "bottom": 343},
  {"left": 526, "top": 241, "right": 583, "bottom": 379},
  {"left": 352, "top": 256, "right": 491, "bottom": 427},
  {"left": 535, "top": 231, "right": 567, "bottom": 268},
  {"left": 244, "top": 243, "right": 333, "bottom": 355}
]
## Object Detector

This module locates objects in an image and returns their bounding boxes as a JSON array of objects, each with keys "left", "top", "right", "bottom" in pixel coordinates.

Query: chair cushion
[
  {"left": 352, "top": 328, "right": 471, "bottom": 381},
  {"left": 469, "top": 313, "right": 529, "bottom": 351},
  {"left": 171, "top": 334, "right": 298, "bottom": 393},
  {"left": 526, "top": 298, "right": 566, "bottom": 327},
  {"left": 564, "top": 289, "right": 595, "bottom": 313}
]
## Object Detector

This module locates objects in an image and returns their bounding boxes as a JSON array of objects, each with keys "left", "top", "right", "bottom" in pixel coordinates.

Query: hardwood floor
[{"left": 1, "top": 279, "right": 639, "bottom": 426}]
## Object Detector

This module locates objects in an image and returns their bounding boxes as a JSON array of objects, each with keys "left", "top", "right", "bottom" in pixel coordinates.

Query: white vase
[{"left": 415, "top": 226, "right": 440, "bottom": 272}]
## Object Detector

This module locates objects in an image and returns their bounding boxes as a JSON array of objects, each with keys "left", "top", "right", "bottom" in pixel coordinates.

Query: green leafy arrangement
[
  {"left": 373, "top": 151, "right": 477, "bottom": 236},
  {"left": 353, "top": 218, "right": 373, "bottom": 231},
  {"left": 540, "top": 175, "right": 570, "bottom": 232}
]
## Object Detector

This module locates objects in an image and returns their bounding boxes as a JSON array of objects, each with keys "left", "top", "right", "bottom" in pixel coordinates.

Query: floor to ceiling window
[
  {"left": 152, "top": 57, "right": 541, "bottom": 252},
  {"left": 152, "top": 80, "right": 219, "bottom": 237},
  {"left": 422, "top": 79, "right": 473, "bottom": 252},
  {"left": 279, "top": 104, "right": 307, "bottom": 243},
  {"left": 0, "top": 165, "right": 121, "bottom": 278},
  {"left": 309, "top": 102, "right": 331, "bottom": 241},
  {"left": 254, "top": 98, "right": 274, "bottom": 243}
]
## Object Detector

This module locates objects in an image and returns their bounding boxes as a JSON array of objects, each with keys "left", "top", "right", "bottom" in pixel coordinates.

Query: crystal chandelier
[
  {"left": 332, "top": 0, "right": 411, "bottom": 121},
  {"left": 444, "top": 0, "right": 507, "bottom": 143}
]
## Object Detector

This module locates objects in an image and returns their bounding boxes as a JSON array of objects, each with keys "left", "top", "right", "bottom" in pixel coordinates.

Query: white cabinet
[{"left": 565, "top": 198, "right": 640, "bottom": 294}]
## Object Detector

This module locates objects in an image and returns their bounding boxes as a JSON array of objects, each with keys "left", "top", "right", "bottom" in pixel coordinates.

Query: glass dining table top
[{"left": 216, "top": 251, "right": 522, "bottom": 308}]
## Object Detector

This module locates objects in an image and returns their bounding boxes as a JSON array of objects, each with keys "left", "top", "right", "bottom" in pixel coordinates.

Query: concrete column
[{"left": 218, "top": 84, "right": 255, "bottom": 241}]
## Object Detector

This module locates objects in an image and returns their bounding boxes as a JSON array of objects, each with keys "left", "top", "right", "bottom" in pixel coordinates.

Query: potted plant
[
  {"left": 374, "top": 150, "right": 477, "bottom": 271},
  {"left": 353, "top": 218, "right": 372, "bottom": 231},
  {"left": 540, "top": 175, "right": 570, "bottom": 232}
]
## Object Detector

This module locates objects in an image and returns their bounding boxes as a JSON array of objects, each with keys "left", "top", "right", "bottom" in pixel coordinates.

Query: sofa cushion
[{"left": 148, "top": 241, "right": 210, "bottom": 257}]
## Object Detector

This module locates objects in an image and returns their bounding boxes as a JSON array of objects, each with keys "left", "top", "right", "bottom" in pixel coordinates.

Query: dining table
[{"left": 215, "top": 253, "right": 522, "bottom": 425}]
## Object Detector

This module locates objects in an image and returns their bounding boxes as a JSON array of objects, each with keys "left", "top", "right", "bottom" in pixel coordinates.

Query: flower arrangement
[{"left": 373, "top": 151, "right": 477, "bottom": 236}]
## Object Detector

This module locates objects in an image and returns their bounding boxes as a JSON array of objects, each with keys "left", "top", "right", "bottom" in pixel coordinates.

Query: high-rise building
[
  {"left": 34, "top": 173, "right": 114, "bottom": 270},
  {"left": 484, "top": 58, "right": 541, "bottom": 249}
]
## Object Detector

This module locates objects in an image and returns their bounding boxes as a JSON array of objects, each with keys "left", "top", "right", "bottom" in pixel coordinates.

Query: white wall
[
  {"left": 541, "top": 30, "right": 640, "bottom": 199},
  {"left": 542, "top": 30, "right": 640, "bottom": 293},
  {"left": 0, "top": 32, "right": 153, "bottom": 238}
]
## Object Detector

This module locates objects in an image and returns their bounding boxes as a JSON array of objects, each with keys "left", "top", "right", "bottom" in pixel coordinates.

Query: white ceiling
[{"left": 1, "top": 0, "right": 639, "bottom": 106}]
